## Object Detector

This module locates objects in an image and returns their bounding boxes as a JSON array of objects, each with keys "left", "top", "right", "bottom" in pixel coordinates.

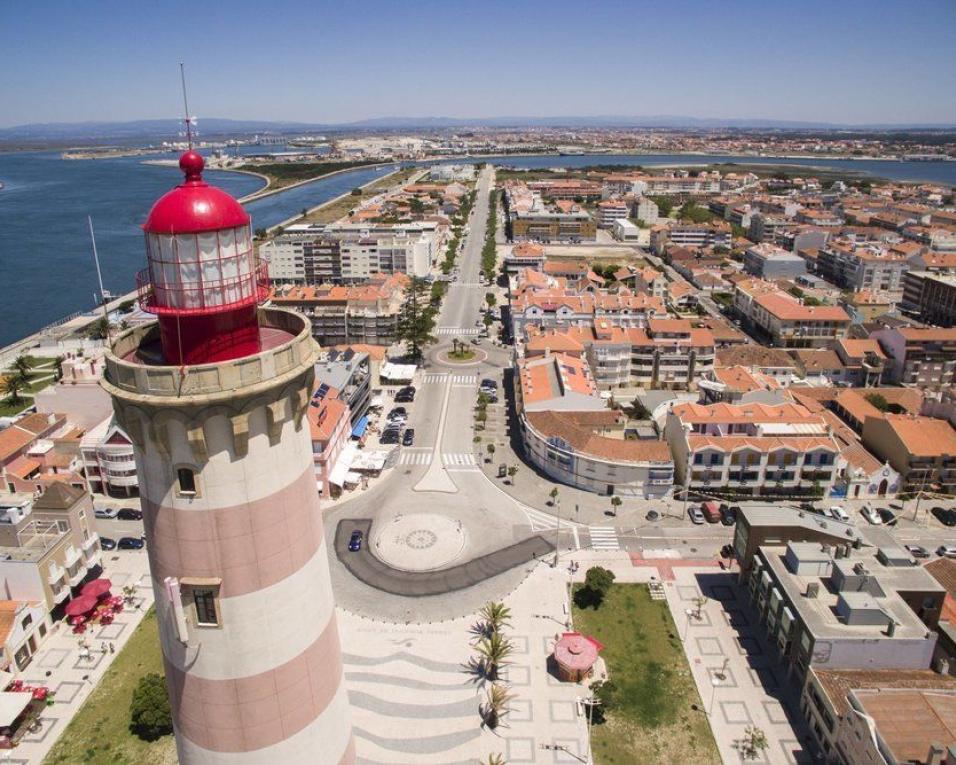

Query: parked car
[
  {"left": 877, "top": 508, "right": 898, "bottom": 526},
  {"left": 862, "top": 506, "right": 883, "bottom": 525},
  {"left": 118, "top": 537, "right": 145, "bottom": 550},
  {"left": 719, "top": 506, "right": 737, "bottom": 526},
  {"left": 932, "top": 507, "right": 956, "bottom": 527},
  {"left": 94, "top": 507, "right": 118, "bottom": 520},
  {"left": 828, "top": 505, "right": 850, "bottom": 522},
  {"left": 480, "top": 379, "right": 498, "bottom": 390},
  {"left": 99, "top": 537, "right": 117, "bottom": 551},
  {"left": 937, "top": 545, "right": 956, "bottom": 559},
  {"left": 380, "top": 429, "right": 401, "bottom": 445},
  {"left": 688, "top": 507, "right": 706, "bottom": 525},
  {"left": 701, "top": 502, "right": 721, "bottom": 524},
  {"left": 116, "top": 508, "right": 143, "bottom": 521},
  {"left": 402, "top": 428, "right": 415, "bottom": 446},
  {"left": 387, "top": 406, "right": 407, "bottom": 419},
  {"left": 394, "top": 389, "right": 415, "bottom": 403},
  {"left": 470, "top": 338, "right": 481, "bottom": 346},
  {"left": 905, "top": 545, "right": 930, "bottom": 559},
  {"left": 348, "top": 531, "right": 363, "bottom": 552}
]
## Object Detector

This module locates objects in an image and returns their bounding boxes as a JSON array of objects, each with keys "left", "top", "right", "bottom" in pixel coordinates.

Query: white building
[
  {"left": 80, "top": 417, "right": 138, "bottom": 498},
  {"left": 612, "top": 219, "right": 641, "bottom": 242}
]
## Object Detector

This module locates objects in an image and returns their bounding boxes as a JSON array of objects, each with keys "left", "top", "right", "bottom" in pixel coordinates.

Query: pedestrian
[
  {"left": 100, "top": 641, "right": 108, "bottom": 654},
  {"left": 109, "top": 642, "right": 115, "bottom": 654}
]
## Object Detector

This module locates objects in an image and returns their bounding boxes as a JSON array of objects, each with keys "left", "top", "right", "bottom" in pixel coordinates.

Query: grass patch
[
  {"left": 240, "top": 159, "right": 379, "bottom": 191},
  {"left": 299, "top": 167, "right": 424, "bottom": 225},
  {"left": 0, "top": 373, "right": 56, "bottom": 416},
  {"left": 44, "top": 608, "right": 176, "bottom": 765},
  {"left": 573, "top": 583, "right": 719, "bottom": 765},
  {"left": 448, "top": 349, "right": 476, "bottom": 362}
]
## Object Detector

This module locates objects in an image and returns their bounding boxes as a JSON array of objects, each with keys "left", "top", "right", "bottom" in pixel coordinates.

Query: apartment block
[
  {"left": 871, "top": 327, "right": 956, "bottom": 388},
  {"left": 79, "top": 417, "right": 138, "bottom": 498},
  {"left": 861, "top": 414, "right": 956, "bottom": 495},
  {"left": 816, "top": 242, "right": 908, "bottom": 292},
  {"left": 901, "top": 271, "right": 956, "bottom": 327},
  {"left": 751, "top": 292, "right": 851, "bottom": 348},
  {"left": 595, "top": 198, "right": 630, "bottom": 229},
  {"left": 665, "top": 401, "right": 840, "bottom": 499},
  {"left": 743, "top": 243, "right": 807, "bottom": 280}
]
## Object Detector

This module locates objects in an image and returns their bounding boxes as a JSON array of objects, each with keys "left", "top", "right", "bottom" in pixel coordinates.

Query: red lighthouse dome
[{"left": 138, "top": 151, "right": 267, "bottom": 365}]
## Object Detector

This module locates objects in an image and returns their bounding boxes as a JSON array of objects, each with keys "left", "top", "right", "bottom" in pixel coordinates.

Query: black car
[
  {"left": 116, "top": 508, "right": 143, "bottom": 521},
  {"left": 380, "top": 429, "right": 401, "bottom": 445},
  {"left": 100, "top": 537, "right": 117, "bottom": 551},
  {"left": 387, "top": 406, "right": 407, "bottom": 419},
  {"left": 932, "top": 507, "right": 956, "bottom": 527},
  {"left": 348, "top": 531, "right": 363, "bottom": 552},
  {"left": 720, "top": 506, "right": 737, "bottom": 526},
  {"left": 480, "top": 379, "right": 498, "bottom": 390},
  {"left": 395, "top": 386, "right": 416, "bottom": 403},
  {"left": 402, "top": 428, "right": 415, "bottom": 446},
  {"left": 117, "top": 537, "right": 145, "bottom": 550}
]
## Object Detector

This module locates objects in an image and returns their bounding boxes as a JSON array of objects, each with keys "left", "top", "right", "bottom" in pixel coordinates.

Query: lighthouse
[{"left": 101, "top": 151, "right": 354, "bottom": 763}]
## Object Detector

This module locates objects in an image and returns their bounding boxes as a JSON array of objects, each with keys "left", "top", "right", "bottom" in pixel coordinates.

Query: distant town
[{"left": 2, "top": 125, "right": 956, "bottom": 764}]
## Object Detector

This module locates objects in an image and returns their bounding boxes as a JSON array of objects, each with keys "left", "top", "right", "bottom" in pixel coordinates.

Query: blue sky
[{"left": 2, "top": 0, "right": 955, "bottom": 127}]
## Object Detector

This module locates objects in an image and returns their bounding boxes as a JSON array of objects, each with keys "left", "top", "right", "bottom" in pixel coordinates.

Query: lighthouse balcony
[{"left": 136, "top": 261, "right": 269, "bottom": 316}]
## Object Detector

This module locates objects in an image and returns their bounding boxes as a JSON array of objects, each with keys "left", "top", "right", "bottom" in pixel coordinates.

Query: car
[
  {"left": 475, "top": 319, "right": 482, "bottom": 327},
  {"left": 402, "top": 428, "right": 415, "bottom": 446},
  {"left": 937, "top": 545, "right": 956, "bottom": 559},
  {"left": 688, "top": 507, "right": 706, "bottom": 525},
  {"left": 94, "top": 507, "right": 118, "bottom": 520},
  {"left": 720, "top": 506, "right": 737, "bottom": 526},
  {"left": 905, "top": 544, "right": 930, "bottom": 559},
  {"left": 862, "top": 506, "right": 883, "bottom": 525},
  {"left": 395, "top": 388, "right": 416, "bottom": 402},
  {"left": 388, "top": 406, "right": 407, "bottom": 418},
  {"left": 480, "top": 379, "right": 498, "bottom": 390},
  {"left": 877, "top": 508, "right": 897, "bottom": 526},
  {"left": 645, "top": 510, "right": 660, "bottom": 522},
  {"left": 99, "top": 537, "right": 117, "bottom": 551},
  {"left": 117, "top": 537, "right": 145, "bottom": 550},
  {"left": 348, "top": 531, "right": 363, "bottom": 552},
  {"left": 932, "top": 507, "right": 956, "bottom": 527},
  {"left": 701, "top": 502, "right": 721, "bottom": 524},
  {"left": 380, "top": 430, "right": 401, "bottom": 445},
  {"left": 828, "top": 505, "right": 850, "bottom": 522},
  {"left": 116, "top": 508, "right": 143, "bottom": 521},
  {"left": 470, "top": 338, "right": 481, "bottom": 346}
]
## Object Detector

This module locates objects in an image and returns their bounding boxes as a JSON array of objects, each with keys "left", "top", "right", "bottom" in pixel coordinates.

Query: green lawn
[
  {"left": 573, "top": 584, "right": 720, "bottom": 765},
  {"left": 0, "top": 371, "right": 56, "bottom": 416},
  {"left": 44, "top": 609, "right": 176, "bottom": 765}
]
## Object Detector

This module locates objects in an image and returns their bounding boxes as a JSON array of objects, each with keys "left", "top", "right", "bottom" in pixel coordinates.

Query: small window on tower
[
  {"left": 193, "top": 588, "right": 219, "bottom": 627},
  {"left": 177, "top": 467, "right": 197, "bottom": 496}
]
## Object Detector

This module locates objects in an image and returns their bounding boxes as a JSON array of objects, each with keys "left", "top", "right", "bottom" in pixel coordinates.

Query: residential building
[
  {"left": 736, "top": 511, "right": 943, "bottom": 683},
  {"left": 804, "top": 669, "right": 956, "bottom": 765},
  {"left": 508, "top": 287, "right": 667, "bottom": 339},
  {"left": 901, "top": 271, "right": 956, "bottom": 327},
  {"left": 515, "top": 353, "right": 673, "bottom": 497},
  {"left": 307, "top": 387, "right": 352, "bottom": 499},
  {"left": 715, "top": 344, "right": 799, "bottom": 385},
  {"left": 0, "top": 600, "right": 53, "bottom": 672},
  {"left": 503, "top": 242, "right": 546, "bottom": 275},
  {"left": 833, "top": 339, "right": 887, "bottom": 387},
  {"left": 651, "top": 222, "right": 732, "bottom": 254},
  {"left": 79, "top": 417, "right": 138, "bottom": 498},
  {"left": 509, "top": 197, "right": 597, "bottom": 242},
  {"left": 861, "top": 414, "right": 956, "bottom": 495},
  {"left": 749, "top": 212, "right": 793, "bottom": 243},
  {"left": 871, "top": 327, "right": 956, "bottom": 389},
  {"left": 595, "top": 198, "right": 630, "bottom": 228},
  {"left": 633, "top": 196, "right": 659, "bottom": 225},
  {"left": 665, "top": 401, "right": 840, "bottom": 498},
  {"left": 816, "top": 242, "right": 908, "bottom": 293},
  {"left": 743, "top": 243, "right": 808, "bottom": 280},
  {"left": 751, "top": 292, "right": 851, "bottom": 348},
  {"left": 527, "top": 179, "right": 603, "bottom": 201},
  {"left": 269, "top": 274, "right": 407, "bottom": 348},
  {"left": 612, "top": 218, "right": 641, "bottom": 242},
  {"left": 314, "top": 348, "right": 372, "bottom": 426}
]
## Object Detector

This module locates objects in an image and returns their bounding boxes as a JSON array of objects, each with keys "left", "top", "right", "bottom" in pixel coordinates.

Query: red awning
[
  {"left": 64, "top": 595, "right": 98, "bottom": 617},
  {"left": 81, "top": 579, "right": 111, "bottom": 599}
]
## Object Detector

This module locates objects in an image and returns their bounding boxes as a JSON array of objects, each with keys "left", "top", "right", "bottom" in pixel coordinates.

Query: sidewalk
[{"left": 11, "top": 551, "right": 155, "bottom": 764}]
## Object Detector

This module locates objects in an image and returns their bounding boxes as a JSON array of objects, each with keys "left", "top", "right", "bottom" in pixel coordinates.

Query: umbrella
[
  {"left": 81, "top": 579, "right": 111, "bottom": 599},
  {"left": 64, "top": 595, "right": 98, "bottom": 617}
]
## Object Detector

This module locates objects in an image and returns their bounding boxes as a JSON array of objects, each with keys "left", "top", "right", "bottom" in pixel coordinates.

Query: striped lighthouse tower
[{"left": 101, "top": 151, "right": 354, "bottom": 764}]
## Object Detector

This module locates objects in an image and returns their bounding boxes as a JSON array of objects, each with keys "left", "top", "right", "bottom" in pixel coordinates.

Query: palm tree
[
  {"left": 610, "top": 495, "right": 622, "bottom": 516},
  {"left": 12, "top": 355, "right": 31, "bottom": 381},
  {"left": 479, "top": 601, "right": 511, "bottom": 634},
  {"left": 486, "top": 443, "right": 496, "bottom": 463},
  {"left": 484, "top": 753, "right": 506, "bottom": 765},
  {"left": 507, "top": 465, "right": 518, "bottom": 485},
  {"left": 549, "top": 487, "right": 560, "bottom": 507},
  {"left": 479, "top": 683, "right": 515, "bottom": 730},
  {"left": 3, "top": 375, "right": 24, "bottom": 405},
  {"left": 475, "top": 632, "right": 513, "bottom": 681}
]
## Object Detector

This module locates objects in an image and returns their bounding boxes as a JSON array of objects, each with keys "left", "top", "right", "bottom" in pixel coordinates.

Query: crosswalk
[
  {"left": 398, "top": 451, "right": 432, "bottom": 466},
  {"left": 436, "top": 327, "right": 481, "bottom": 336},
  {"left": 420, "top": 373, "right": 477, "bottom": 384},
  {"left": 588, "top": 525, "right": 621, "bottom": 551},
  {"left": 523, "top": 506, "right": 560, "bottom": 531},
  {"left": 442, "top": 452, "right": 477, "bottom": 468}
]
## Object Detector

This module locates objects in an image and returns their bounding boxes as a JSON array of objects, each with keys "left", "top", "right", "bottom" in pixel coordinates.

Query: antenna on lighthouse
[
  {"left": 88, "top": 216, "right": 112, "bottom": 343},
  {"left": 179, "top": 62, "right": 196, "bottom": 149}
]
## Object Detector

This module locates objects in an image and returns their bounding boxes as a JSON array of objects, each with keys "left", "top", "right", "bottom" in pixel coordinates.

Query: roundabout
[
  {"left": 435, "top": 346, "right": 488, "bottom": 366},
  {"left": 374, "top": 513, "right": 467, "bottom": 571}
]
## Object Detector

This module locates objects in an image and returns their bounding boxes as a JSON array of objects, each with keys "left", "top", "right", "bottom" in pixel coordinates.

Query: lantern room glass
[{"left": 146, "top": 225, "right": 256, "bottom": 310}]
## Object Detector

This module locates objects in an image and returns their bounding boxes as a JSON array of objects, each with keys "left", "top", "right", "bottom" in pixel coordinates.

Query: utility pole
[{"left": 554, "top": 496, "right": 561, "bottom": 568}]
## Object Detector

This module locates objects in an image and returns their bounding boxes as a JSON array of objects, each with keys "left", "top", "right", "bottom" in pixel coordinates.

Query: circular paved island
[{"left": 374, "top": 513, "right": 467, "bottom": 572}]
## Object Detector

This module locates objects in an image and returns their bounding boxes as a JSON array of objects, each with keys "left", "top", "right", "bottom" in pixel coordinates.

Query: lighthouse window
[
  {"left": 193, "top": 588, "right": 219, "bottom": 627},
  {"left": 177, "top": 468, "right": 197, "bottom": 496}
]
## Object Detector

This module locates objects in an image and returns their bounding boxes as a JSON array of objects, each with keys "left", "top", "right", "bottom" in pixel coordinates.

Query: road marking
[
  {"left": 436, "top": 327, "right": 481, "bottom": 335},
  {"left": 522, "top": 507, "right": 560, "bottom": 531},
  {"left": 421, "top": 373, "right": 448, "bottom": 383},
  {"left": 441, "top": 453, "right": 476, "bottom": 466},
  {"left": 450, "top": 375, "right": 477, "bottom": 385},
  {"left": 589, "top": 525, "right": 621, "bottom": 551},
  {"left": 398, "top": 452, "right": 432, "bottom": 466}
]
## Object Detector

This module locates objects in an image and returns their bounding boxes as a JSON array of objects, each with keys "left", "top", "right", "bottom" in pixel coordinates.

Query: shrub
[{"left": 129, "top": 673, "right": 172, "bottom": 741}]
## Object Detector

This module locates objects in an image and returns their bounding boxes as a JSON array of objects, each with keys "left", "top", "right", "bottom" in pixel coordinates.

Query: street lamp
[
  {"left": 583, "top": 694, "right": 602, "bottom": 764},
  {"left": 707, "top": 676, "right": 722, "bottom": 715}
]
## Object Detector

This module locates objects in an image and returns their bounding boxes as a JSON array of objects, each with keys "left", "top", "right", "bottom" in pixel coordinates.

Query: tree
[
  {"left": 736, "top": 726, "right": 769, "bottom": 761},
  {"left": 478, "top": 601, "right": 511, "bottom": 634},
  {"left": 2, "top": 375, "right": 24, "bottom": 405},
  {"left": 575, "top": 566, "right": 616, "bottom": 609},
  {"left": 865, "top": 392, "right": 890, "bottom": 412},
  {"left": 484, "top": 755, "right": 507, "bottom": 765},
  {"left": 590, "top": 679, "right": 618, "bottom": 724},
  {"left": 394, "top": 278, "right": 435, "bottom": 362},
  {"left": 254, "top": 227, "right": 267, "bottom": 239},
  {"left": 610, "top": 495, "right": 622, "bottom": 516},
  {"left": 479, "top": 682, "right": 515, "bottom": 730},
  {"left": 12, "top": 356, "right": 31, "bottom": 380},
  {"left": 129, "top": 673, "right": 172, "bottom": 741},
  {"left": 549, "top": 487, "right": 560, "bottom": 506},
  {"left": 648, "top": 195, "right": 673, "bottom": 217},
  {"left": 84, "top": 316, "right": 110, "bottom": 340},
  {"left": 475, "top": 632, "right": 514, "bottom": 681},
  {"left": 483, "top": 314, "right": 494, "bottom": 328},
  {"left": 507, "top": 465, "right": 518, "bottom": 484},
  {"left": 351, "top": 187, "right": 362, "bottom": 196},
  {"left": 485, "top": 292, "right": 497, "bottom": 308},
  {"left": 486, "top": 443, "right": 496, "bottom": 463},
  {"left": 409, "top": 197, "right": 426, "bottom": 215}
]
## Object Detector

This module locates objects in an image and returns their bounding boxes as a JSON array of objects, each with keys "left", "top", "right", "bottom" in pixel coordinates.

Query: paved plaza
[{"left": 9, "top": 550, "right": 155, "bottom": 764}]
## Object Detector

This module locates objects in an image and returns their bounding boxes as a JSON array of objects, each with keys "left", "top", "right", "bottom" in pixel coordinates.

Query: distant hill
[{"left": 2, "top": 114, "right": 955, "bottom": 144}]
